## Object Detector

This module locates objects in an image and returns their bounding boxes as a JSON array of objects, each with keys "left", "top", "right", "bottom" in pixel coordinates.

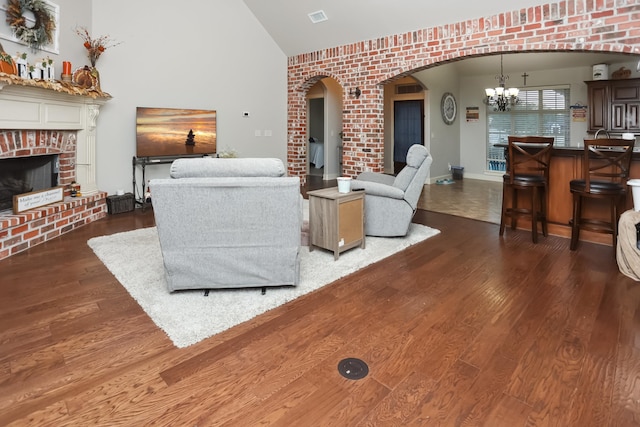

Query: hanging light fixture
[{"left": 483, "top": 55, "right": 519, "bottom": 111}]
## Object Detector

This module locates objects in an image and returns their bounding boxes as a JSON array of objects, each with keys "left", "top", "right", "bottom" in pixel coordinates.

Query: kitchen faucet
[{"left": 594, "top": 128, "right": 611, "bottom": 139}]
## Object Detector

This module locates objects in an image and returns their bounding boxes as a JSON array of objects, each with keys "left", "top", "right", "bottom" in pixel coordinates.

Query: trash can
[{"left": 451, "top": 166, "right": 464, "bottom": 180}]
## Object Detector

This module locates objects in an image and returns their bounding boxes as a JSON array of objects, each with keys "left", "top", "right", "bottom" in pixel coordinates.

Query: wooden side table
[{"left": 307, "top": 187, "right": 365, "bottom": 260}]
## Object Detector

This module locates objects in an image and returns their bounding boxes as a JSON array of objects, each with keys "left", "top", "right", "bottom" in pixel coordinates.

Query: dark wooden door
[{"left": 393, "top": 100, "right": 424, "bottom": 173}]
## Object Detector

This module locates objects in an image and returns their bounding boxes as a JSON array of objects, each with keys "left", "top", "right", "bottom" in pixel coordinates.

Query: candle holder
[{"left": 61, "top": 61, "right": 72, "bottom": 82}]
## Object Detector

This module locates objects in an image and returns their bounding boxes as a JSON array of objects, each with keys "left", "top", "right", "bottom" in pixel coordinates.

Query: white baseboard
[
  {"left": 427, "top": 172, "right": 503, "bottom": 184},
  {"left": 464, "top": 172, "right": 503, "bottom": 182}
]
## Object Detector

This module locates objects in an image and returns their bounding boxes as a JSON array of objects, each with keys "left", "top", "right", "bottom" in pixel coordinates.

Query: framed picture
[
  {"left": 466, "top": 106, "right": 480, "bottom": 122},
  {"left": 0, "top": 0, "right": 60, "bottom": 54}
]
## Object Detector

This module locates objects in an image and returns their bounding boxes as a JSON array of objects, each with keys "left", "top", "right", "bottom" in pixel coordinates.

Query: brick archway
[
  {"left": 287, "top": 1, "right": 640, "bottom": 183},
  {"left": 288, "top": 71, "right": 346, "bottom": 179}
]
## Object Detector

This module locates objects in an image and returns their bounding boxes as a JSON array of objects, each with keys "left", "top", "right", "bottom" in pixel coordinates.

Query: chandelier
[{"left": 483, "top": 55, "right": 519, "bottom": 111}]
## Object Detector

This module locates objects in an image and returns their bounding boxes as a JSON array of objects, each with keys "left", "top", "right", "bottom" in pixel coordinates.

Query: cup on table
[{"left": 337, "top": 177, "right": 352, "bottom": 193}]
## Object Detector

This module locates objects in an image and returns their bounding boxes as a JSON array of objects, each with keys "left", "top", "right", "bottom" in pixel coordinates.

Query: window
[{"left": 486, "top": 86, "right": 570, "bottom": 172}]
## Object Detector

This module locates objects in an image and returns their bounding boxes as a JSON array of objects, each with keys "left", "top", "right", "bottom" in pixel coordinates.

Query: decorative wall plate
[{"left": 441, "top": 92, "right": 457, "bottom": 125}]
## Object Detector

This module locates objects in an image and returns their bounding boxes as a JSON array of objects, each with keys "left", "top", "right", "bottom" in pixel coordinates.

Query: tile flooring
[
  {"left": 418, "top": 178, "right": 502, "bottom": 224},
  {"left": 306, "top": 175, "right": 503, "bottom": 225}
]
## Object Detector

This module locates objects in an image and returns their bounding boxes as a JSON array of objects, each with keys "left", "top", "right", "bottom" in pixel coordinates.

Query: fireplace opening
[{"left": 0, "top": 155, "right": 59, "bottom": 212}]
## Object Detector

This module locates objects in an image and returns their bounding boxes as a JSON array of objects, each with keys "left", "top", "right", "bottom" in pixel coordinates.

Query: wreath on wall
[{"left": 6, "top": 0, "right": 55, "bottom": 52}]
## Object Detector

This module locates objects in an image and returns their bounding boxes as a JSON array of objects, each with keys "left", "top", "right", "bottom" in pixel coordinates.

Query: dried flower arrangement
[{"left": 75, "top": 26, "right": 121, "bottom": 67}]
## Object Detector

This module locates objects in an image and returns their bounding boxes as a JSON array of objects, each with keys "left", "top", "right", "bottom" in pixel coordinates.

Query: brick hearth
[
  {"left": 0, "top": 192, "right": 107, "bottom": 260},
  {"left": 0, "top": 81, "right": 110, "bottom": 261}
]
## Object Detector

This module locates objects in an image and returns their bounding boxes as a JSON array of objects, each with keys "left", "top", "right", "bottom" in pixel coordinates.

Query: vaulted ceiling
[
  {"left": 242, "top": 0, "right": 636, "bottom": 72},
  {"left": 242, "top": 0, "right": 552, "bottom": 56}
]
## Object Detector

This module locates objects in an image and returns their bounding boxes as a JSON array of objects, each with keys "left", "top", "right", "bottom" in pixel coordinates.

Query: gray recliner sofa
[
  {"left": 150, "top": 157, "right": 302, "bottom": 292},
  {"left": 351, "top": 144, "right": 432, "bottom": 237}
]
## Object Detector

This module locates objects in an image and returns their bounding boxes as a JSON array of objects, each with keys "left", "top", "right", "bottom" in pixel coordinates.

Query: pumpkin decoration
[{"left": 0, "top": 43, "right": 17, "bottom": 75}]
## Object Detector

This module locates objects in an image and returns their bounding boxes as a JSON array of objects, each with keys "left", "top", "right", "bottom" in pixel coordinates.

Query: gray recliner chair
[
  {"left": 150, "top": 157, "right": 302, "bottom": 292},
  {"left": 350, "top": 144, "right": 432, "bottom": 237}
]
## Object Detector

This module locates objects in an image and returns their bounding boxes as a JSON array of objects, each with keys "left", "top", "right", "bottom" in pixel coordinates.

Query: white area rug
[{"left": 88, "top": 223, "right": 439, "bottom": 348}]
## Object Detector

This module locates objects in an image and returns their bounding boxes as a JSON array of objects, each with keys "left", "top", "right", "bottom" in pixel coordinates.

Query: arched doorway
[
  {"left": 304, "top": 77, "right": 344, "bottom": 181},
  {"left": 286, "top": 1, "right": 638, "bottom": 183}
]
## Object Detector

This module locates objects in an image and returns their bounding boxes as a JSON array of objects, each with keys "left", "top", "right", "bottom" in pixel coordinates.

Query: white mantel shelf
[
  {"left": 0, "top": 72, "right": 111, "bottom": 98},
  {"left": 0, "top": 72, "right": 112, "bottom": 196}
]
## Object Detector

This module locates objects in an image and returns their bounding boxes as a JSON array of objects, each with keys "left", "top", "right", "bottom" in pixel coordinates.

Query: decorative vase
[
  {"left": 15, "top": 58, "right": 27, "bottom": 78},
  {"left": 90, "top": 66, "right": 100, "bottom": 91},
  {"left": 45, "top": 64, "right": 54, "bottom": 81},
  {"left": 29, "top": 67, "right": 41, "bottom": 79}
]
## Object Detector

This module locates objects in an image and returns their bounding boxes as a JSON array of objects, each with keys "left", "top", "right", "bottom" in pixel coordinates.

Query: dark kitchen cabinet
[{"left": 586, "top": 78, "right": 640, "bottom": 134}]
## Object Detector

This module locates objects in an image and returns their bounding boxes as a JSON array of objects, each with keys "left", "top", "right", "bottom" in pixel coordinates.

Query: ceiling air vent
[
  {"left": 396, "top": 84, "right": 423, "bottom": 94},
  {"left": 308, "top": 10, "right": 328, "bottom": 24}
]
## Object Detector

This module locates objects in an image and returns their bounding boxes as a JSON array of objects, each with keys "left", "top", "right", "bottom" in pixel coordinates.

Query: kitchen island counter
[{"left": 496, "top": 143, "right": 638, "bottom": 246}]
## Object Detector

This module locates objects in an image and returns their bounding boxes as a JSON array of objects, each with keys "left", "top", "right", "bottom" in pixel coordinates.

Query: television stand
[
  {"left": 132, "top": 155, "right": 213, "bottom": 209},
  {"left": 132, "top": 156, "right": 171, "bottom": 209}
]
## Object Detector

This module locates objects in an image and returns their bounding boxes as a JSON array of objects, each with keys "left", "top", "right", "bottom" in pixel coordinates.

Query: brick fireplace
[{"left": 0, "top": 78, "right": 110, "bottom": 261}]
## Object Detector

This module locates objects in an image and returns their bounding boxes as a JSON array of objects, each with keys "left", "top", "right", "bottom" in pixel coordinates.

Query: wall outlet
[{"left": 448, "top": 163, "right": 452, "bottom": 171}]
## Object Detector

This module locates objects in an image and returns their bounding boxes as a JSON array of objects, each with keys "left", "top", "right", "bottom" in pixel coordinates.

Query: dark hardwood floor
[{"left": 1, "top": 181, "right": 639, "bottom": 426}]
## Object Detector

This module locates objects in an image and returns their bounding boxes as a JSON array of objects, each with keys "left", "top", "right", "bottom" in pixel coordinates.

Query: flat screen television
[{"left": 135, "top": 107, "right": 217, "bottom": 158}]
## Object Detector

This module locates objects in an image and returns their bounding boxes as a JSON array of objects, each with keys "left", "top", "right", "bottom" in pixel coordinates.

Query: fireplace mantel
[{"left": 0, "top": 75, "right": 111, "bottom": 195}]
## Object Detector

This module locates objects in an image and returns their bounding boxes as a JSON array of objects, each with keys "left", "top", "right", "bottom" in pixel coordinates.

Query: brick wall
[
  {"left": 0, "top": 130, "right": 107, "bottom": 261},
  {"left": 287, "top": 0, "right": 640, "bottom": 181}
]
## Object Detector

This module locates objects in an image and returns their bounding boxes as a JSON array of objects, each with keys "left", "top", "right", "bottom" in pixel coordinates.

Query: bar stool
[
  {"left": 569, "top": 138, "right": 634, "bottom": 251},
  {"left": 499, "top": 136, "right": 555, "bottom": 243}
]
